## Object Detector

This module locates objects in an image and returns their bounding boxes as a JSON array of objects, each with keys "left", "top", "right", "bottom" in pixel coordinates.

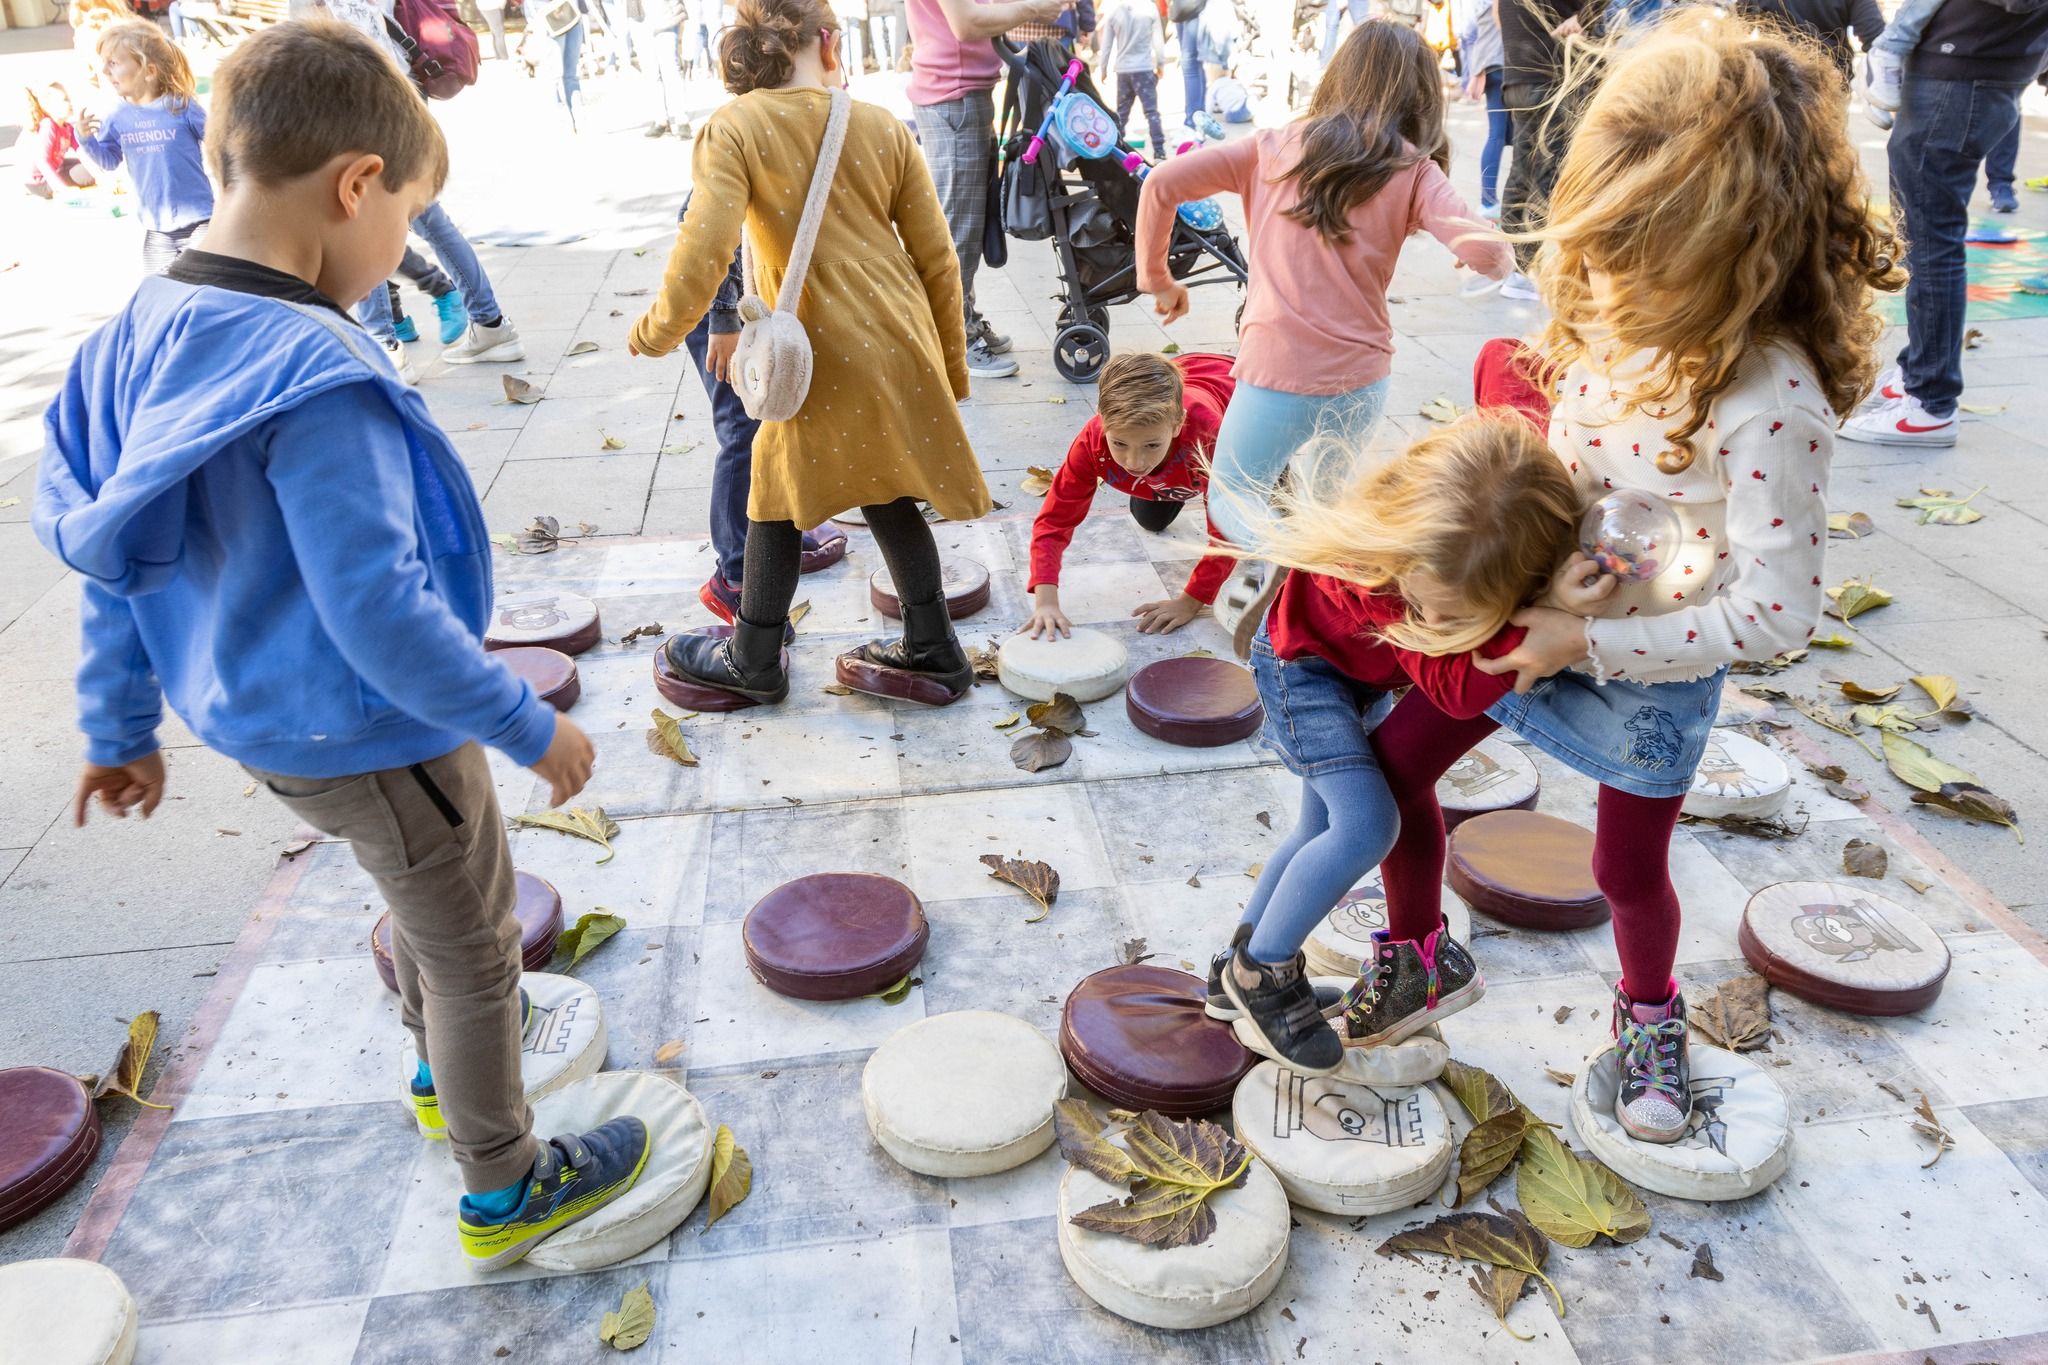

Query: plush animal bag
[{"left": 733, "top": 86, "right": 851, "bottom": 423}]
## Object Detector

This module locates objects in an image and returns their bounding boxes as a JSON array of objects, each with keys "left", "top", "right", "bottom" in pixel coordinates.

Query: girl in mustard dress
[{"left": 630, "top": 0, "right": 991, "bottom": 706}]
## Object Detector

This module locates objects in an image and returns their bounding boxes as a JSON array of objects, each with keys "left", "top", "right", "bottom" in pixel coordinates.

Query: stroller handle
[{"left": 1018, "top": 56, "right": 1089, "bottom": 167}]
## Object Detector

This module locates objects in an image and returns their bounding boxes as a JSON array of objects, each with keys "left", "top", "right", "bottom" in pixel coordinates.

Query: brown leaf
[
  {"left": 90, "top": 1011, "right": 171, "bottom": 1108},
  {"left": 501, "top": 374, "right": 544, "bottom": 404},
  {"left": 617, "top": 622, "right": 664, "bottom": 646},
  {"left": 1902, "top": 876, "right": 1933, "bottom": 895},
  {"left": 1010, "top": 729, "right": 1073, "bottom": 773},
  {"left": 1064, "top": 1109, "right": 1252, "bottom": 1249},
  {"left": 820, "top": 683, "right": 855, "bottom": 696},
  {"left": 1838, "top": 680, "right": 1901, "bottom": 704},
  {"left": 1020, "top": 465, "right": 1057, "bottom": 496},
  {"left": 980, "top": 853, "right": 1061, "bottom": 922},
  {"left": 1552, "top": 1005, "right": 1573, "bottom": 1024},
  {"left": 1911, "top": 784, "right": 2023, "bottom": 840},
  {"left": 1910, "top": 1090, "right": 1956, "bottom": 1168},
  {"left": 1376, "top": 1211, "right": 1562, "bottom": 1316},
  {"left": 653, "top": 1040, "right": 686, "bottom": 1065},
  {"left": 1543, "top": 1068, "right": 1576, "bottom": 1088},
  {"left": 1689, "top": 1243, "right": 1724, "bottom": 1282},
  {"left": 1469, "top": 1267, "right": 1535, "bottom": 1341},
  {"left": 967, "top": 640, "right": 1002, "bottom": 680},
  {"left": 1453, "top": 1111, "right": 1530, "bottom": 1206},
  {"left": 1440, "top": 1058, "right": 1522, "bottom": 1125},
  {"left": 647, "top": 709, "right": 699, "bottom": 766},
  {"left": 1053, "top": 1098, "right": 1138, "bottom": 1184},
  {"left": 1842, "top": 838, "right": 1888, "bottom": 879},
  {"left": 1025, "top": 692, "right": 1086, "bottom": 735},
  {"left": 1254, "top": 810, "right": 1273, "bottom": 830},
  {"left": 1688, "top": 975, "right": 1772, "bottom": 1051},
  {"left": 1118, "top": 936, "right": 1151, "bottom": 965}
]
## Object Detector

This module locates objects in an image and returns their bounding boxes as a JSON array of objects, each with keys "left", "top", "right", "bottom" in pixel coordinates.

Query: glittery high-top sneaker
[
  {"left": 1611, "top": 981, "right": 1692, "bottom": 1144},
  {"left": 1334, "top": 920, "right": 1485, "bottom": 1048}
]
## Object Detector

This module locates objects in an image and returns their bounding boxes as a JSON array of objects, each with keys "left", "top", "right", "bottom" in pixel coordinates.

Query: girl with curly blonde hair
[{"left": 1358, "top": 8, "right": 1900, "bottom": 1142}]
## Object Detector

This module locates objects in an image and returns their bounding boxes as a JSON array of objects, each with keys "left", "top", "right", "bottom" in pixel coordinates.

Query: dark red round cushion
[
  {"left": 484, "top": 590, "right": 603, "bottom": 656},
  {"left": 495, "top": 646, "right": 580, "bottom": 711},
  {"left": 373, "top": 870, "right": 565, "bottom": 993},
  {"left": 1739, "top": 881, "right": 1951, "bottom": 1016},
  {"left": 869, "top": 560, "right": 992, "bottom": 621},
  {"left": 0, "top": 1068, "right": 100, "bottom": 1232},
  {"left": 1448, "top": 811, "right": 1609, "bottom": 930},
  {"left": 743, "top": 873, "right": 929, "bottom": 1001},
  {"left": 801, "top": 529, "right": 850, "bottom": 574},
  {"left": 651, "top": 628, "right": 789, "bottom": 713},
  {"left": 1059, "top": 964, "right": 1254, "bottom": 1117},
  {"left": 1125, "top": 657, "right": 1262, "bottom": 747},
  {"left": 834, "top": 652, "right": 970, "bottom": 707}
]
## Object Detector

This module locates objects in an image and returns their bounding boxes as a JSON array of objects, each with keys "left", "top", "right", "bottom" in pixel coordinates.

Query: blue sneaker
[
  {"left": 410, "top": 989, "right": 533, "bottom": 1140},
  {"left": 392, "top": 315, "right": 420, "bottom": 343},
  {"left": 434, "top": 291, "right": 467, "bottom": 345},
  {"left": 1990, "top": 184, "right": 2019, "bottom": 215},
  {"left": 459, "top": 1117, "right": 652, "bottom": 1269}
]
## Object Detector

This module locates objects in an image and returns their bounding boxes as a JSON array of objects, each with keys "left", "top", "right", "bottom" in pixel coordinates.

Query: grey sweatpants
[
  {"left": 249, "top": 743, "right": 540, "bottom": 1193},
  {"left": 912, "top": 87, "right": 996, "bottom": 333}
]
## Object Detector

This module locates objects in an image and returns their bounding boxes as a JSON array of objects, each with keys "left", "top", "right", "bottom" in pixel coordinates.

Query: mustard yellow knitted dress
[{"left": 630, "top": 86, "right": 991, "bottom": 528}]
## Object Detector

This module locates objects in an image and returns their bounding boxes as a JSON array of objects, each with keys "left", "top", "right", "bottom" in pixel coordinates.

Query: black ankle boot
[
  {"left": 842, "top": 596, "right": 973, "bottom": 703},
  {"left": 662, "top": 617, "right": 788, "bottom": 704}
]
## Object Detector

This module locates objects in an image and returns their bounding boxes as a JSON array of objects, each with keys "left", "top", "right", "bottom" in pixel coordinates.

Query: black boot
[
  {"left": 838, "top": 596, "right": 973, "bottom": 704},
  {"left": 662, "top": 617, "right": 788, "bottom": 704},
  {"left": 1223, "top": 950, "right": 1344, "bottom": 1075},
  {"left": 1206, "top": 923, "right": 1345, "bottom": 1021}
]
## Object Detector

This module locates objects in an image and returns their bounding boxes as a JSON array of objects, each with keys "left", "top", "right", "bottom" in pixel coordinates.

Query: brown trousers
[{"left": 250, "top": 743, "right": 540, "bottom": 1192}]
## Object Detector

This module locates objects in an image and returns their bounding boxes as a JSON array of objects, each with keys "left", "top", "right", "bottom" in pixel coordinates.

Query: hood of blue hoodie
[{"left": 37, "top": 276, "right": 415, "bottom": 594}]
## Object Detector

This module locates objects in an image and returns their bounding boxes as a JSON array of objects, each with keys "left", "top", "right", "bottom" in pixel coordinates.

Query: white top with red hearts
[{"left": 1551, "top": 341, "right": 1835, "bottom": 685}]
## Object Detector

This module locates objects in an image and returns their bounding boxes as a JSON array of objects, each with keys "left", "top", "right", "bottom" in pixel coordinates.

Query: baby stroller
[{"left": 994, "top": 36, "right": 1248, "bottom": 383}]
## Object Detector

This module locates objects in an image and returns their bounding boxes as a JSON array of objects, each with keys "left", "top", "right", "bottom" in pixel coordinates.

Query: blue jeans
[
  {"left": 683, "top": 316, "right": 760, "bottom": 584},
  {"left": 1242, "top": 629, "right": 1401, "bottom": 961},
  {"left": 1487, "top": 666, "right": 1725, "bottom": 800},
  {"left": 1479, "top": 67, "right": 1510, "bottom": 209},
  {"left": 1206, "top": 377, "right": 1388, "bottom": 544},
  {"left": 638, "top": 20, "right": 684, "bottom": 122},
  {"left": 1321, "top": 0, "right": 1373, "bottom": 66},
  {"left": 356, "top": 202, "right": 502, "bottom": 343},
  {"left": 1177, "top": 20, "right": 1206, "bottom": 126},
  {"left": 1888, "top": 75, "right": 2027, "bottom": 417},
  {"left": 553, "top": 18, "right": 586, "bottom": 115},
  {"left": 1872, "top": 0, "right": 1941, "bottom": 55},
  {"left": 1986, "top": 119, "right": 2019, "bottom": 195}
]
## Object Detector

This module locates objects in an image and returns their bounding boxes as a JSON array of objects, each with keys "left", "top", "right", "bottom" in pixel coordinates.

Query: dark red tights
[{"left": 1371, "top": 691, "right": 1684, "bottom": 1003}]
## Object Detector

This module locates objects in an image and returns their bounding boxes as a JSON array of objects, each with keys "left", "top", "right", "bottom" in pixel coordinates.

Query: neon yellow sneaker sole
[{"left": 459, "top": 1118, "right": 652, "bottom": 1271}]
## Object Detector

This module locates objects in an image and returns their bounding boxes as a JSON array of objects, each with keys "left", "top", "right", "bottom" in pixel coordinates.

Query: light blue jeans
[
  {"left": 1206, "top": 376, "right": 1389, "bottom": 545},
  {"left": 1322, "top": 0, "right": 1375, "bottom": 66},
  {"left": 356, "top": 202, "right": 504, "bottom": 344},
  {"left": 1873, "top": 0, "right": 1942, "bottom": 55}
]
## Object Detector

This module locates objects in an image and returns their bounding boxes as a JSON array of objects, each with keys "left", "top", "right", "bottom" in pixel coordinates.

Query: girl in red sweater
[
  {"left": 1217, "top": 413, "right": 1610, "bottom": 1072},
  {"left": 21, "top": 84, "right": 96, "bottom": 199}
]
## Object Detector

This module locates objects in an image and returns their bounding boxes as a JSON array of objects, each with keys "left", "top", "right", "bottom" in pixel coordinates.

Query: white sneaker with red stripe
[
  {"left": 1871, "top": 366, "right": 1906, "bottom": 402},
  {"left": 1840, "top": 393, "right": 1958, "bottom": 447}
]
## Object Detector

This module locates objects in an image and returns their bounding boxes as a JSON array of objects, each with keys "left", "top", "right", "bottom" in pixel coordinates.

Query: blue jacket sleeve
[
  {"left": 75, "top": 580, "right": 165, "bottom": 766},
  {"left": 263, "top": 387, "right": 557, "bottom": 766}
]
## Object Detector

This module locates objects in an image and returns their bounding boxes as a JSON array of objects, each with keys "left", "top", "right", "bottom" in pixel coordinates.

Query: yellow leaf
[
  {"left": 704, "top": 1124, "right": 753, "bottom": 1230},
  {"left": 1516, "top": 1124, "right": 1650, "bottom": 1248},
  {"left": 1020, "top": 465, "right": 1057, "bottom": 496},
  {"left": 1825, "top": 577, "right": 1892, "bottom": 623},
  {"left": 89, "top": 1011, "right": 172, "bottom": 1109},
  {"left": 597, "top": 1281, "right": 656, "bottom": 1351},
  {"left": 647, "top": 709, "right": 698, "bottom": 766},
  {"left": 511, "top": 807, "right": 621, "bottom": 863},
  {"left": 1420, "top": 396, "right": 1459, "bottom": 424},
  {"left": 993, "top": 712, "right": 1022, "bottom": 729},
  {"left": 600, "top": 432, "right": 627, "bottom": 450},
  {"left": 788, "top": 600, "right": 811, "bottom": 629},
  {"left": 654, "top": 1039, "right": 686, "bottom": 1065},
  {"left": 1910, "top": 674, "right": 1958, "bottom": 712},
  {"left": 1808, "top": 632, "right": 1854, "bottom": 649}
]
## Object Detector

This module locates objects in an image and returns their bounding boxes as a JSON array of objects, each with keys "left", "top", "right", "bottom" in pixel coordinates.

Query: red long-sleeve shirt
[
  {"left": 1265, "top": 570, "right": 1522, "bottom": 719},
  {"left": 1028, "top": 352, "right": 1238, "bottom": 605},
  {"left": 25, "top": 118, "right": 79, "bottom": 188}
]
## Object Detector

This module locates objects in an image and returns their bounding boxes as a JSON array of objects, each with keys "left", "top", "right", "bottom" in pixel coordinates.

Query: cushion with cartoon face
[
  {"left": 869, "top": 559, "right": 992, "bottom": 620},
  {"left": 862, "top": 1011, "right": 1067, "bottom": 1177},
  {"left": 1060, "top": 965, "right": 1254, "bottom": 1118},
  {"left": 523, "top": 1071, "right": 716, "bottom": 1272},
  {"left": 1056, "top": 1156, "right": 1289, "bottom": 1330},
  {"left": 400, "top": 971, "right": 606, "bottom": 1110},
  {"left": 1740, "top": 880, "right": 1949, "bottom": 1015},
  {"left": 0, "top": 1259, "right": 136, "bottom": 1365},
  {"left": 495, "top": 645, "right": 581, "bottom": 711},
  {"left": 374, "top": 871, "right": 562, "bottom": 994},
  {"left": 743, "top": 873, "right": 929, "bottom": 1001},
  {"left": 1125, "top": 657, "right": 1263, "bottom": 748},
  {"left": 1231, "top": 1062, "right": 1453, "bottom": 1215},
  {"left": 998, "top": 628, "right": 1131, "bottom": 703},
  {"left": 1447, "top": 811, "right": 1609, "bottom": 930},
  {"left": 485, "top": 589, "right": 603, "bottom": 656},
  {"left": 1568, "top": 1042, "right": 1791, "bottom": 1201},
  {"left": 0, "top": 1069, "right": 100, "bottom": 1233},
  {"left": 1302, "top": 875, "right": 1474, "bottom": 979},
  {"left": 1435, "top": 737, "right": 1541, "bottom": 830},
  {"left": 1682, "top": 728, "right": 1791, "bottom": 820}
]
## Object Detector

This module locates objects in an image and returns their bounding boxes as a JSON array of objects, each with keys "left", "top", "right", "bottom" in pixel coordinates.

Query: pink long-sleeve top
[{"left": 1135, "top": 127, "right": 1512, "bottom": 395}]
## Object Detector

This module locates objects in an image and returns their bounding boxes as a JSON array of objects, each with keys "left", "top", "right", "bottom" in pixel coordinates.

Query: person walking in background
[
  {"left": 905, "top": 0, "right": 1066, "bottom": 378},
  {"left": 1171, "top": 0, "right": 1207, "bottom": 129},
  {"left": 1100, "top": 0, "right": 1167, "bottom": 156},
  {"left": 637, "top": 0, "right": 692, "bottom": 134},
  {"left": 478, "top": 0, "right": 511, "bottom": 59},
  {"left": 1322, "top": 0, "right": 1376, "bottom": 67},
  {"left": 1450, "top": 0, "right": 1506, "bottom": 216},
  {"left": 1496, "top": 0, "right": 1601, "bottom": 299}
]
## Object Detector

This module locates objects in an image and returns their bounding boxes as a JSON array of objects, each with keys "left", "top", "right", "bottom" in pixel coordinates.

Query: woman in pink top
[{"left": 1135, "top": 21, "right": 1510, "bottom": 547}]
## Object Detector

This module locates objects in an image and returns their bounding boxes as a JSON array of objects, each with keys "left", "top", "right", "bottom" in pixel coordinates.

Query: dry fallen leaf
[
  {"left": 787, "top": 600, "right": 812, "bottom": 630},
  {"left": 501, "top": 375, "right": 544, "bottom": 404},
  {"left": 567, "top": 340, "right": 600, "bottom": 356},
  {"left": 1452, "top": 1111, "right": 1530, "bottom": 1206},
  {"left": 1543, "top": 1067, "right": 1576, "bottom": 1088},
  {"left": 820, "top": 683, "right": 855, "bottom": 696},
  {"left": 1827, "top": 511, "right": 1876, "bottom": 539},
  {"left": 84, "top": 1011, "right": 171, "bottom": 1109},
  {"left": 600, "top": 431, "right": 628, "bottom": 451},
  {"left": 967, "top": 640, "right": 1002, "bottom": 681},
  {"left": 1119, "top": 936, "right": 1151, "bottom": 965},
  {"left": 1690, "top": 1243, "right": 1724, "bottom": 1282},
  {"left": 653, "top": 1040, "right": 687, "bottom": 1066},
  {"left": 1026, "top": 692, "right": 1086, "bottom": 735},
  {"left": 1910, "top": 1091, "right": 1955, "bottom": 1167},
  {"left": 1881, "top": 732, "right": 2022, "bottom": 841},
  {"left": 993, "top": 712, "right": 1023, "bottom": 729},
  {"left": 980, "top": 853, "right": 1062, "bottom": 921},
  {"left": 703, "top": 1124, "right": 753, "bottom": 1229},
  {"left": 1377, "top": 1211, "right": 1562, "bottom": 1317},
  {"left": 1901, "top": 876, "right": 1932, "bottom": 895},
  {"left": 1011, "top": 729, "right": 1073, "bottom": 773},
  {"left": 1517, "top": 1123, "right": 1651, "bottom": 1248},
  {"left": 1058, "top": 1102, "right": 1253, "bottom": 1249},
  {"left": 1826, "top": 577, "right": 1892, "bottom": 624},
  {"left": 512, "top": 807, "right": 621, "bottom": 863},
  {"left": 1842, "top": 837, "right": 1888, "bottom": 879},
  {"left": 1896, "top": 486, "right": 1985, "bottom": 526},
  {"left": 1909, "top": 674, "right": 1973, "bottom": 724},
  {"left": 1469, "top": 1266, "right": 1534, "bottom": 1341},
  {"left": 1689, "top": 975, "right": 1772, "bottom": 1051},
  {"left": 647, "top": 709, "right": 699, "bottom": 767},
  {"left": 1420, "top": 396, "right": 1460, "bottom": 424},
  {"left": 597, "top": 1281, "right": 656, "bottom": 1351},
  {"left": 1020, "top": 465, "right": 1057, "bottom": 496},
  {"left": 617, "top": 622, "right": 664, "bottom": 646},
  {"left": 1837, "top": 680, "right": 1901, "bottom": 704}
]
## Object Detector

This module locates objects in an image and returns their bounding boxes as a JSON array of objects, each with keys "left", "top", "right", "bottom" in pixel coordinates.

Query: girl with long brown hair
[
  {"left": 1133, "top": 20, "right": 1511, "bottom": 588},
  {"left": 1365, "top": 9, "right": 1900, "bottom": 1144}
]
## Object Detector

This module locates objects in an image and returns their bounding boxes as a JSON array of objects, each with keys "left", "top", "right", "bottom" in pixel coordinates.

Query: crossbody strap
[{"left": 742, "top": 86, "right": 852, "bottom": 317}]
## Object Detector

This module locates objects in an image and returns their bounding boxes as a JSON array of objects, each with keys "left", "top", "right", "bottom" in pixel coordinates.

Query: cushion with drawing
[
  {"left": 1568, "top": 1042, "right": 1792, "bottom": 1201},
  {"left": 401, "top": 972, "right": 606, "bottom": 1120},
  {"left": 1302, "top": 874, "right": 1474, "bottom": 979},
  {"left": 1435, "top": 736, "right": 1541, "bottom": 830},
  {"left": 484, "top": 589, "right": 603, "bottom": 656},
  {"left": 1231, "top": 1062, "right": 1453, "bottom": 1214},
  {"left": 1739, "top": 880, "right": 1949, "bottom": 1015},
  {"left": 1682, "top": 728, "right": 1791, "bottom": 820},
  {"left": 869, "top": 559, "right": 991, "bottom": 621}
]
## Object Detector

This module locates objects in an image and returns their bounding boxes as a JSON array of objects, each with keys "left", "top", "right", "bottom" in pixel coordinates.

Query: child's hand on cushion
[{"left": 1022, "top": 589, "right": 1074, "bottom": 640}]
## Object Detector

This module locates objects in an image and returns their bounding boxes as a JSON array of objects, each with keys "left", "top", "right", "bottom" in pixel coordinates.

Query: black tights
[
  {"left": 740, "top": 498, "right": 943, "bottom": 627},
  {"left": 1128, "top": 495, "right": 1185, "bottom": 534}
]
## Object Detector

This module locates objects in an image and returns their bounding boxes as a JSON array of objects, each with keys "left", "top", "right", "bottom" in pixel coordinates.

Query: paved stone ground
[{"left": 1, "top": 19, "right": 2047, "bottom": 1363}]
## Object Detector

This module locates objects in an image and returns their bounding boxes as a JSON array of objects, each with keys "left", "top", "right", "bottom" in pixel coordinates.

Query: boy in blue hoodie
[{"left": 36, "top": 20, "right": 648, "bottom": 1272}]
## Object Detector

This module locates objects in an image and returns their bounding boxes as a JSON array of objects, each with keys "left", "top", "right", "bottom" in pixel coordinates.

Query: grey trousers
[
  {"left": 912, "top": 87, "right": 996, "bottom": 332},
  {"left": 250, "top": 743, "right": 540, "bottom": 1193}
]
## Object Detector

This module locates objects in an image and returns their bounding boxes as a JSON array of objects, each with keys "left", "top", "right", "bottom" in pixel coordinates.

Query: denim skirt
[
  {"left": 1248, "top": 627, "right": 1394, "bottom": 779},
  {"left": 1486, "top": 665, "right": 1728, "bottom": 800}
]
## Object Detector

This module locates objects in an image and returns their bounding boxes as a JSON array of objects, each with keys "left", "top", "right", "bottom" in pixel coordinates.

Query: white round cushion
[
  {"left": 0, "top": 1259, "right": 137, "bottom": 1365},
  {"left": 1569, "top": 1042, "right": 1792, "bottom": 1201},
  {"left": 862, "top": 1011, "right": 1067, "bottom": 1177},
  {"left": 1338, "top": 1023, "right": 1449, "bottom": 1087},
  {"left": 1302, "top": 877, "right": 1472, "bottom": 980},
  {"left": 401, "top": 972, "right": 606, "bottom": 1107},
  {"left": 1056, "top": 1159, "right": 1289, "bottom": 1330},
  {"left": 1682, "top": 728, "right": 1792, "bottom": 819},
  {"left": 1231, "top": 1063, "right": 1453, "bottom": 1214},
  {"left": 1435, "top": 737, "right": 1540, "bottom": 819},
  {"left": 523, "top": 1071, "right": 716, "bottom": 1272},
  {"left": 1741, "top": 880, "right": 1950, "bottom": 1014},
  {"left": 997, "top": 628, "right": 1131, "bottom": 703},
  {"left": 484, "top": 589, "right": 599, "bottom": 649}
]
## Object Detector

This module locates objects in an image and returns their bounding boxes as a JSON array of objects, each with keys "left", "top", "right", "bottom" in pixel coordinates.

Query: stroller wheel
[{"left": 1052, "top": 323, "right": 1111, "bottom": 384}]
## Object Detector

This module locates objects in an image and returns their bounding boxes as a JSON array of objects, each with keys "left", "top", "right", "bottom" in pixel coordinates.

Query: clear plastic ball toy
[{"left": 1578, "top": 488, "right": 1683, "bottom": 582}]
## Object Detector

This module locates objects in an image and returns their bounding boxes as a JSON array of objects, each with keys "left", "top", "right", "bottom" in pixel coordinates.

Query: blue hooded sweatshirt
[{"left": 36, "top": 276, "right": 556, "bottom": 777}]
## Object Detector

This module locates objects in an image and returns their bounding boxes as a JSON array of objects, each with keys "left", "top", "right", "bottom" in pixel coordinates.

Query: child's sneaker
[
  {"left": 1866, "top": 48, "right": 1903, "bottom": 111},
  {"left": 411, "top": 989, "right": 534, "bottom": 1139},
  {"left": 434, "top": 291, "right": 467, "bottom": 345},
  {"left": 1222, "top": 948, "right": 1344, "bottom": 1075},
  {"left": 1610, "top": 982, "right": 1692, "bottom": 1144},
  {"left": 442, "top": 317, "right": 526, "bottom": 365},
  {"left": 966, "top": 336, "right": 1019, "bottom": 378},
  {"left": 1205, "top": 924, "right": 1344, "bottom": 1020},
  {"left": 381, "top": 337, "right": 419, "bottom": 386},
  {"left": 1334, "top": 921, "right": 1485, "bottom": 1048},
  {"left": 1499, "top": 271, "right": 1540, "bottom": 301},
  {"left": 698, "top": 574, "right": 795, "bottom": 643},
  {"left": 392, "top": 315, "right": 421, "bottom": 343},
  {"left": 1839, "top": 393, "right": 1958, "bottom": 447},
  {"left": 459, "top": 1117, "right": 652, "bottom": 1270}
]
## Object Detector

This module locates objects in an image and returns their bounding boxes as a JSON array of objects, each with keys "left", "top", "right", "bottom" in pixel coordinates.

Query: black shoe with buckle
[
  {"left": 1223, "top": 948, "right": 1344, "bottom": 1074},
  {"left": 1206, "top": 923, "right": 1343, "bottom": 1021},
  {"left": 661, "top": 617, "right": 788, "bottom": 705}
]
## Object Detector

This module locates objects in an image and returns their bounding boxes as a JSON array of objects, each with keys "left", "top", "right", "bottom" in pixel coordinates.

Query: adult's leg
[
  {"left": 684, "top": 313, "right": 757, "bottom": 584},
  {"left": 1368, "top": 690, "right": 1502, "bottom": 942},
  {"left": 912, "top": 91, "right": 993, "bottom": 334},
  {"left": 1242, "top": 765, "right": 1399, "bottom": 961},
  {"left": 481, "top": 3, "right": 509, "bottom": 59},
  {"left": 398, "top": 243, "right": 457, "bottom": 299},
  {"left": 1985, "top": 117, "right": 2019, "bottom": 199},
  {"left": 1891, "top": 77, "right": 2023, "bottom": 416},
  {"left": 556, "top": 20, "right": 585, "bottom": 118},
  {"left": 411, "top": 201, "right": 505, "bottom": 326},
  {"left": 1500, "top": 79, "right": 1561, "bottom": 271},
  {"left": 1128, "top": 495, "right": 1184, "bottom": 532},
  {"left": 1592, "top": 785, "right": 1686, "bottom": 1002},
  {"left": 1479, "top": 67, "right": 1509, "bottom": 209},
  {"left": 1178, "top": 21, "right": 1206, "bottom": 127},
  {"left": 1115, "top": 72, "right": 1139, "bottom": 138}
]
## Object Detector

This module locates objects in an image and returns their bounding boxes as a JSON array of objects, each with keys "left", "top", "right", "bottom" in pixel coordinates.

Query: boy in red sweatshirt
[{"left": 1021, "top": 350, "right": 1241, "bottom": 637}]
